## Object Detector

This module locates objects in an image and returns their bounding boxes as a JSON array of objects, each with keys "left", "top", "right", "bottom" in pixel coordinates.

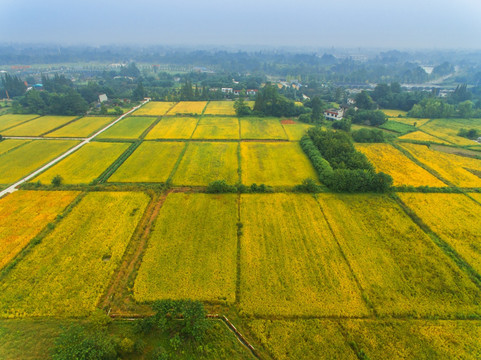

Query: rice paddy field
[
  {"left": 390, "top": 117, "right": 430, "bottom": 127},
  {"left": 0, "top": 114, "right": 39, "bottom": 132},
  {"left": 379, "top": 120, "right": 416, "bottom": 134},
  {"left": 318, "top": 194, "right": 481, "bottom": 317},
  {"left": 398, "top": 193, "right": 481, "bottom": 276},
  {"left": 167, "top": 101, "right": 207, "bottom": 115},
  {"left": 0, "top": 190, "right": 79, "bottom": 270},
  {"left": 419, "top": 118, "right": 481, "bottom": 146},
  {"left": 1, "top": 116, "right": 78, "bottom": 136},
  {"left": 192, "top": 116, "right": 239, "bottom": 139},
  {"left": 0, "top": 140, "right": 77, "bottom": 185},
  {"left": 240, "top": 117, "right": 288, "bottom": 139},
  {"left": 203, "top": 101, "right": 237, "bottom": 115},
  {"left": 241, "top": 142, "right": 318, "bottom": 186},
  {"left": 46, "top": 116, "right": 115, "bottom": 137},
  {"left": 0, "top": 139, "right": 29, "bottom": 155},
  {"left": 108, "top": 141, "right": 185, "bottom": 183},
  {"left": 355, "top": 143, "right": 446, "bottom": 187},
  {"left": 381, "top": 109, "right": 408, "bottom": 117},
  {"left": 400, "top": 143, "right": 481, "bottom": 187},
  {"left": 132, "top": 101, "right": 176, "bottom": 116},
  {"left": 134, "top": 193, "right": 238, "bottom": 303},
  {"left": 240, "top": 194, "right": 368, "bottom": 317},
  {"left": 145, "top": 116, "right": 198, "bottom": 139},
  {"left": 34, "top": 142, "right": 129, "bottom": 184},
  {"left": 398, "top": 130, "right": 451, "bottom": 144},
  {"left": 96, "top": 116, "right": 157, "bottom": 139},
  {"left": 0, "top": 192, "right": 149, "bottom": 317},
  {"left": 281, "top": 122, "right": 313, "bottom": 141},
  {"left": 171, "top": 141, "right": 238, "bottom": 185}
]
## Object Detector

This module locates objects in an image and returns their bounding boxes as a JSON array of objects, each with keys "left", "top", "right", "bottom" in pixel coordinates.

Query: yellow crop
[
  {"left": 192, "top": 117, "right": 239, "bottom": 139},
  {"left": 399, "top": 193, "right": 481, "bottom": 277},
  {"left": 47, "top": 116, "right": 115, "bottom": 137},
  {"left": 355, "top": 143, "right": 446, "bottom": 187},
  {"left": 145, "top": 116, "right": 198, "bottom": 139},
  {"left": 0, "top": 190, "right": 79, "bottom": 270},
  {"left": 2, "top": 116, "right": 78, "bottom": 136},
  {"left": 391, "top": 117, "right": 430, "bottom": 127},
  {"left": 381, "top": 109, "right": 407, "bottom": 117},
  {"left": 133, "top": 101, "right": 176, "bottom": 116},
  {"left": 167, "top": 101, "right": 207, "bottom": 115},
  {"left": 241, "top": 142, "right": 318, "bottom": 186},
  {"left": 400, "top": 143, "right": 481, "bottom": 187},
  {"left": 0, "top": 192, "right": 149, "bottom": 317},
  {"left": 420, "top": 119, "right": 481, "bottom": 146},
  {"left": 399, "top": 130, "right": 450, "bottom": 144},
  {"left": 34, "top": 142, "right": 129, "bottom": 184},
  {"left": 0, "top": 139, "right": 30, "bottom": 156},
  {"left": 0, "top": 140, "right": 78, "bottom": 185},
  {"left": 282, "top": 123, "right": 313, "bottom": 141},
  {"left": 248, "top": 319, "right": 357, "bottom": 360},
  {"left": 318, "top": 193, "right": 481, "bottom": 317},
  {"left": 109, "top": 142, "right": 185, "bottom": 183},
  {"left": 0, "top": 114, "right": 39, "bottom": 132},
  {"left": 240, "top": 117, "right": 288, "bottom": 139},
  {"left": 134, "top": 193, "right": 237, "bottom": 303},
  {"left": 203, "top": 101, "right": 237, "bottom": 115},
  {"left": 171, "top": 142, "right": 238, "bottom": 185},
  {"left": 97, "top": 116, "right": 157, "bottom": 139},
  {"left": 240, "top": 194, "right": 368, "bottom": 316}
]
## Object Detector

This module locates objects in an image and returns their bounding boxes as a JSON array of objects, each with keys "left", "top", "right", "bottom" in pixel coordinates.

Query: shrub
[
  {"left": 294, "top": 178, "right": 322, "bottom": 193},
  {"left": 51, "top": 174, "right": 63, "bottom": 187},
  {"left": 206, "top": 180, "right": 237, "bottom": 193}
]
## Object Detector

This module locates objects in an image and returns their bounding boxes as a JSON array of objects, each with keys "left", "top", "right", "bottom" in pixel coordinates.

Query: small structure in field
[{"left": 324, "top": 108, "right": 344, "bottom": 121}]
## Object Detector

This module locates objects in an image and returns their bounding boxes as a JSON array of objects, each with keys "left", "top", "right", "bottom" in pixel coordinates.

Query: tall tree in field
[
  {"left": 310, "top": 96, "right": 322, "bottom": 123},
  {"left": 132, "top": 82, "right": 146, "bottom": 101}
]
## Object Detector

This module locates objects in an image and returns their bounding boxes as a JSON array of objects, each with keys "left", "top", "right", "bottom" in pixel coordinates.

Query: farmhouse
[
  {"left": 246, "top": 89, "right": 258, "bottom": 96},
  {"left": 222, "top": 87, "right": 233, "bottom": 94},
  {"left": 324, "top": 108, "right": 344, "bottom": 121}
]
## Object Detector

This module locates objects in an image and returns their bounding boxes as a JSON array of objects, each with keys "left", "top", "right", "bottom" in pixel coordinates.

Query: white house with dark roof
[{"left": 324, "top": 108, "right": 344, "bottom": 121}]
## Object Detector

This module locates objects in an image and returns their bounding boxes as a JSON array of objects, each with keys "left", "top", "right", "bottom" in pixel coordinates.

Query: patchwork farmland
[{"left": 2, "top": 100, "right": 481, "bottom": 359}]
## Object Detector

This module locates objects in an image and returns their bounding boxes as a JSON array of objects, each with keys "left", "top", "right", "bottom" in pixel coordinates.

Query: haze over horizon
[{"left": 1, "top": 0, "right": 481, "bottom": 50}]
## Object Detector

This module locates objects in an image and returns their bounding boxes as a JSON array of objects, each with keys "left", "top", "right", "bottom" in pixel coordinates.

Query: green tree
[
  {"left": 310, "top": 96, "right": 322, "bottom": 123},
  {"left": 132, "top": 82, "right": 146, "bottom": 101},
  {"left": 458, "top": 100, "right": 474, "bottom": 118},
  {"left": 51, "top": 175, "right": 63, "bottom": 187},
  {"left": 354, "top": 91, "right": 376, "bottom": 110},
  {"left": 234, "top": 97, "right": 251, "bottom": 116}
]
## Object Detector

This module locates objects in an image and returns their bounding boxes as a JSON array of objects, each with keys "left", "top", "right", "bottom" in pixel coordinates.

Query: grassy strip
[
  {"left": 392, "top": 193, "right": 481, "bottom": 298},
  {"left": 165, "top": 142, "right": 190, "bottom": 185},
  {"left": 0, "top": 191, "right": 87, "bottom": 282},
  {"left": 93, "top": 141, "right": 142, "bottom": 184}
]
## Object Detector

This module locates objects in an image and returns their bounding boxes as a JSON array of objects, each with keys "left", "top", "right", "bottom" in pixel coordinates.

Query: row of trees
[{"left": 301, "top": 129, "right": 392, "bottom": 192}]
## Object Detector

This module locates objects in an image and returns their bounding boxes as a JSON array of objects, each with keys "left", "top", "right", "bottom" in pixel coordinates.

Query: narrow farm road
[{"left": 0, "top": 99, "right": 150, "bottom": 199}]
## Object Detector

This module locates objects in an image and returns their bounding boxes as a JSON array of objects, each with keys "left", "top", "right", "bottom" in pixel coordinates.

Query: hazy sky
[{"left": 1, "top": 0, "right": 481, "bottom": 49}]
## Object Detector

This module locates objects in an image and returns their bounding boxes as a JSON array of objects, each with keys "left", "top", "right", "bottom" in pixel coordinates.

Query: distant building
[
  {"left": 324, "top": 108, "right": 344, "bottom": 121},
  {"left": 246, "top": 89, "right": 258, "bottom": 96},
  {"left": 98, "top": 94, "right": 108, "bottom": 103},
  {"left": 222, "top": 88, "right": 233, "bottom": 94},
  {"left": 233, "top": 90, "right": 242, "bottom": 96}
]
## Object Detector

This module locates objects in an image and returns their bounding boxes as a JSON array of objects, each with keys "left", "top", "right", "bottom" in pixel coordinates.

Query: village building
[{"left": 324, "top": 108, "right": 344, "bottom": 121}]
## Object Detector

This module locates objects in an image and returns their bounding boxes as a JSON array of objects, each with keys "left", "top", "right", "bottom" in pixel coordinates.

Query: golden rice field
[
  {"left": 0, "top": 191, "right": 79, "bottom": 270},
  {"left": 399, "top": 193, "right": 481, "bottom": 277},
  {"left": 0, "top": 140, "right": 77, "bottom": 185},
  {"left": 240, "top": 117, "right": 288, "bottom": 140},
  {"left": 249, "top": 320, "right": 357, "bottom": 360},
  {"left": 167, "top": 101, "right": 207, "bottom": 115},
  {"left": 355, "top": 143, "right": 446, "bottom": 187},
  {"left": 145, "top": 116, "right": 198, "bottom": 139},
  {"left": 241, "top": 142, "right": 317, "bottom": 186},
  {"left": 171, "top": 142, "right": 238, "bottom": 185},
  {"left": 381, "top": 109, "right": 408, "bottom": 117},
  {"left": 134, "top": 193, "right": 237, "bottom": 303},
  {"left": 0, "top": 192, "right": 149, "bottom": 317},
  {"left": 34, "top": 142, "right": 129, "bottom": 184},
  {"left": 0, "top": 139, "right": 29, "bottom": 156},
  {"left": 240, "top": 194, "right": 368, "bottom": 316},
  {"left": 97, "top": 116, "right": 157, "bottom": 139},
  {"left": 400, "top": 143, "right": 481, "bottom": 187},
  {"left": 318, "top": 194, "right": 481, "bottom": 317},
  {"left": 109, "top": 142, "right": 185, "bottom": 183},
  {"left": 132, "top": 101, "right": 176, "bottom": 116},
  {"left": 2, "top": 116, "right": 78, "bottom": 136},
  {"left": 191, "top": 116, "right": 239, "bottom": 139},
  {"left": 203, "top": 101, "right": 237, "bottom": 115},
  {"left": 398, "top": 130, "right": 451, "bottom": 144},
  {"left": 0, "top": 114, "right": 39, "bottom": 132},
  {"left": 390, "top": 117, "right": 430, "bottom": 127},
  {"left": 344, "top": 320, "right": 481, "bottom": 360},
  {"left": 47, "top": 116, "right": 115, "bottom": 137},
  {"left": 281, "top": 123, "right": 313, "bottom": 141},
  {"left": 419, "top": 119, "right": 481, "bottom": 146}
]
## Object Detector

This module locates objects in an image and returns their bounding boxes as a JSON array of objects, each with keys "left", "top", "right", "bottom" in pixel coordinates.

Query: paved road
[{"left": 0, "top": 99, "right": 150, "bottom": 199}]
